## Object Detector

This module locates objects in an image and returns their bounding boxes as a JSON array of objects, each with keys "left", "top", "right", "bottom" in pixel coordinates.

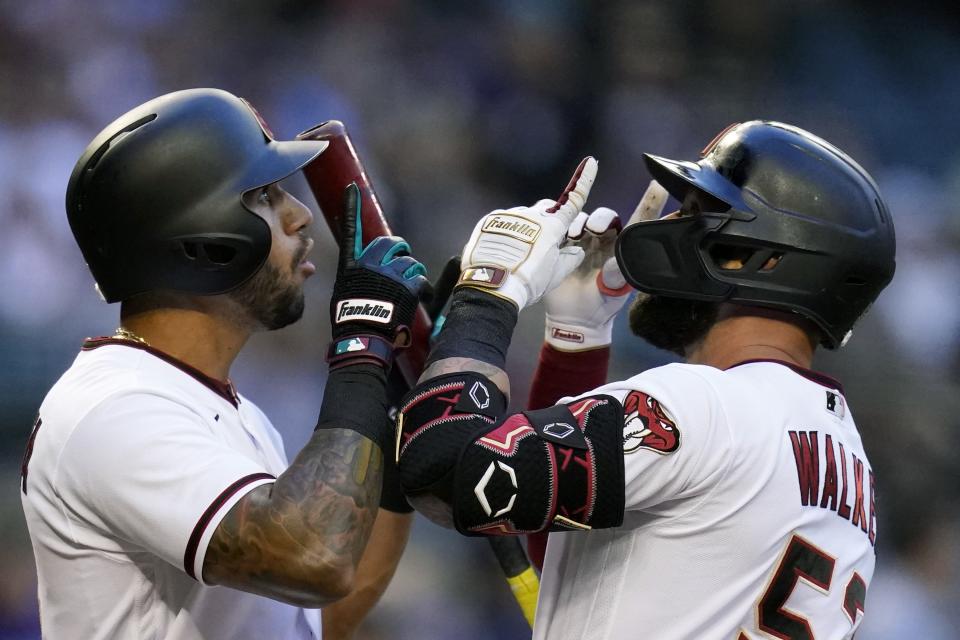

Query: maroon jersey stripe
[
  {"left": 20, "top": 417, "right": 42, "bottom": 494},
  {"left": 183, "top": 472, "right": 275, "bottom": 580}
]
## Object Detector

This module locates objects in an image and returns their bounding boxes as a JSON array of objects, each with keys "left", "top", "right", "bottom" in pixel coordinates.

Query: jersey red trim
[
  {"left": 183, "top": 472, "right": 275, "bottom": 580},
  {"left": 82, "top": 337, "right": 240, "bottom": 408},
  {"left": 726, "top": 358, "right": 844, "bottom": 395},
  {"left": 20, "top": 416, "right": 42, "bottom": 494}
]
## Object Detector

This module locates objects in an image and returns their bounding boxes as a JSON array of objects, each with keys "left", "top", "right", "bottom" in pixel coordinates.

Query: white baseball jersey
[
  {"left": 20, "top": 338, "right": 321, "bottom": 639},
  {"left": 535, "top": 359, "right": 876, "bottom": 640}
]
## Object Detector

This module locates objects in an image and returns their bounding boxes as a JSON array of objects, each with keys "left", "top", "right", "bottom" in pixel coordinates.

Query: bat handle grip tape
[{"left": 506, "top": 566, "right": 540, "bottom": 628}]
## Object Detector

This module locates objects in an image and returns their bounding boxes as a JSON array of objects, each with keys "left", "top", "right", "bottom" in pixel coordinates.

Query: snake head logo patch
[{"left": 622, "top": 390, "right": 680, "bottom": 454}]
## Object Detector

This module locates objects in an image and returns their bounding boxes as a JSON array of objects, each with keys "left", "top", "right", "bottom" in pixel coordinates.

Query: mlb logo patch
[
  {"left": 825, "top": 390, "right": 845, "bottom": 419},
  {"left": 459, "top": 266, "right": 506, "bottom": 289}
]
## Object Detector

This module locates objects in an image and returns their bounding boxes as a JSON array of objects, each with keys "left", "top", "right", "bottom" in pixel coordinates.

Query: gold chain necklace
[{"left": 114, "top": 326, "right": 150, "bottom": 345}]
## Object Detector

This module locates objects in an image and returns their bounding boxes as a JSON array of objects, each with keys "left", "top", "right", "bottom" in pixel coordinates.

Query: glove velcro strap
[
  {"left": 458, "top": 265, "right": 508, "bottom": 289},
  {"left": 452, "top": 395, "right": 625, "bottom": 536},
  {"left": 327, "top": 334, "right": 395, "bottom": 370}
]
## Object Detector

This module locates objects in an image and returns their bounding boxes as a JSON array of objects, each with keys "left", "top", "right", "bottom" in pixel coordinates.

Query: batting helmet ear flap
[{"left": 615, "top": 215, "right": 733, "bottom": 300}]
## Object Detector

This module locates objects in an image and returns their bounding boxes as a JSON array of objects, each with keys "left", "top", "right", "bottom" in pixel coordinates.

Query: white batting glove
[
  {"left": 544, "top": 180, "right": 670, "bottom": 350},
  {"left": 458, "top": 157, "right": 598, "bottom": 310}
]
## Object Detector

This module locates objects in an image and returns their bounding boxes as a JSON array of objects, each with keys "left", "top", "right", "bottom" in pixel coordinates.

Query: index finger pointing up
[{"left": 546, "top": 156, "right": 598, "bottom": 224}]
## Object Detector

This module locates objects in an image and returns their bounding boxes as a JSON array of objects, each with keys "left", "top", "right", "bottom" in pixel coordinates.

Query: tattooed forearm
[
  {"left": 418, "top": 357, "right": 510, "bottom": 396},
  {"left": 204, "top": 428, "right": 383, "bottom": 607}
]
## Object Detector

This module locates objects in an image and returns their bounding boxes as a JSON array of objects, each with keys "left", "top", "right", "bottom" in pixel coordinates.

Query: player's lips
[{"left": 297, "top": 238, "right": 315, "bottom": 277}]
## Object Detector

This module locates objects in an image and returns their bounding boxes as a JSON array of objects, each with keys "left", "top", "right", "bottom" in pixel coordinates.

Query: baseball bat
[
  {"left": 297, "top": 120, "right": 432, "bottom": 385},
  {"left": 296, "top": 121, "right": 540, "bottom": 628}
]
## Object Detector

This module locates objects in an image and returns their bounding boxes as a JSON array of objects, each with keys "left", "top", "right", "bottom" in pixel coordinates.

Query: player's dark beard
[
  {"left": 230, "top": 258, "right": 305, "bottom": 331},
  {"left": 628, "top": 294, "right": 719, "bottom": 357}
]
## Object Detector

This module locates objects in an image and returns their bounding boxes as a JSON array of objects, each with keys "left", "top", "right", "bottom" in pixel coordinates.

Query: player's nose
[{"left": 284, "top": 193, "right": 314, "bottom": 234}]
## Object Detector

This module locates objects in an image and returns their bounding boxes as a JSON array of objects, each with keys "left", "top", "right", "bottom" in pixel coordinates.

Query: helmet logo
[{"left": 239, "top": 97, "right": 276, "bottom": 141}]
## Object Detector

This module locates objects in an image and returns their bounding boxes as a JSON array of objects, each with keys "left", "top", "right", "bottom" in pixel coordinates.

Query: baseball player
[
  {"left": 394, "top": 122, "right": 896, "bottom": 638},
  {"left": 19, "top": 89, "right": 428, "bottom": 639}
]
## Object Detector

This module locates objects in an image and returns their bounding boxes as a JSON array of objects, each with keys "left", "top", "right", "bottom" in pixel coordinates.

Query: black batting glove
[{"left": 327, "top": 183, "right": 428, "bottom": 369}]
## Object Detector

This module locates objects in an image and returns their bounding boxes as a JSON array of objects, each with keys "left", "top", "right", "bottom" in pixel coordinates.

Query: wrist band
[
  {"left": 315, "top": 363, "right": 391, "bottom": 453},
  {"left": 427, "top": 288, "right": 518, "bottom": 370}
]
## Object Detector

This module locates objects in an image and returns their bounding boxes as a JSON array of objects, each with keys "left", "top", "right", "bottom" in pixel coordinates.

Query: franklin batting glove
[
  {"left": 544, "top": 181, "right": 669, "bottom": 351},
  {"left": 328, "top": 183, "right": 429, "bottom": 368},
  {"left": 457, "top": 157, "right": 597, "bottom": 311}
]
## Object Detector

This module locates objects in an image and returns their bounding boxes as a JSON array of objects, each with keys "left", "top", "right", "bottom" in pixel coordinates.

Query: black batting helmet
[
  {"left": 615, "top": 120, "right": 896, "bottom": 348},
  {"left": 66, "top": 88, "right": 328, "bottom": 303}
]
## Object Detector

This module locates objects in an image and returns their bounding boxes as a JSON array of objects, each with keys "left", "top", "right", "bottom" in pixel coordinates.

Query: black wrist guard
[
  {"left": 427, "top": 288, "right": 518, "bottom": 370},
  {"left": 315, "top": 363, "right": 391, "bottom": 453}
]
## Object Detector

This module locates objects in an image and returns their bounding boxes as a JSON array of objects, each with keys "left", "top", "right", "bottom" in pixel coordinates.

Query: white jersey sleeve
[
  {"left": 575, "top": 363, "right": 733, "bottom": 515},
  {"left": 54, "top": 391, "right": 276, "bottom": 583}
]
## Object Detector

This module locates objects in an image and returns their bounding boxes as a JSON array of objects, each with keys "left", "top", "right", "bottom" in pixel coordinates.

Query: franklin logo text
[
  {"left": 336, "top": 299, "right": 394, "bottom": 324},
  {"left": 481, "top": 215, "right": 541, "bottom": 243}
]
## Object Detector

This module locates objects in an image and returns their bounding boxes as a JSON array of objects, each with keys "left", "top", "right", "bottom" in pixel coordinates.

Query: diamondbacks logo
[
  {"left": 481, "top": 215, "right": 541, "bottom": 243},
  {"left": 335, "top": 299, "right": 394, "bottom": 324},
  {"left": 622, "top": 390, "right": 680, "bottom": 454}
]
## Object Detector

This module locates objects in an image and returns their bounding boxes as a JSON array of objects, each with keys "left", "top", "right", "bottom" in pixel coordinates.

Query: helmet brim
[
  {"left": 237, "top": 138, "right": 329, "bottom": 193},
  {"left": 643, "top": 154, "right": 753, "bottom": 217}
]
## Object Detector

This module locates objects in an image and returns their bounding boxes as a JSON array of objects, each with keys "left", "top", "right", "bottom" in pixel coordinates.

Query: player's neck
[
  {"left": 118, "top": 306, "right": 251, "bottom": 382},
  {"left": 685, "top": 305, "right": 817, "bottom": 371}
]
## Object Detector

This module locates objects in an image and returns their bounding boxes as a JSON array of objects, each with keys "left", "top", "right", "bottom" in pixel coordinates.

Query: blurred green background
[{"left": 2, "top": 1, "right": 959, "bottom": 637}]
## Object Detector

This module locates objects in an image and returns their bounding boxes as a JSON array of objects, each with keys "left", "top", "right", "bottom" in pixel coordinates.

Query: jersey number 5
[{"left": 755, "top": 534, "right": 866, "bottom": 639}]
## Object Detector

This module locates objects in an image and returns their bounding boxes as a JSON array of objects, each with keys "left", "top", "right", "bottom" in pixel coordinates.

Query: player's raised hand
[
  {"left": 329, "top": 183, "right": 428, "bottom": 361},
  {"left": 543, "top": 180, "right": 670, "bottom": 350},
  {"left": 458, "top": 157, "right": 598, "bottom": 310}
]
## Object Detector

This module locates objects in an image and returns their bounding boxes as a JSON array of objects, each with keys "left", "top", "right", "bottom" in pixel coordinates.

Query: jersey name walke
[{"left": 789, "top": 429, "right": 877, "bottom": 546}]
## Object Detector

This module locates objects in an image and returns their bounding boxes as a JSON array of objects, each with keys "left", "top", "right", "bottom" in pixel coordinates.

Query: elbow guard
[{"left": 396, "top": 373, "right": 624, "bottom": 535}]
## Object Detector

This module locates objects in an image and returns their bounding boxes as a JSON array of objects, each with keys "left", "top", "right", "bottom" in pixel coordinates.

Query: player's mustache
[{"left": 291, "top": 233, "right": 313, "bottom": 270}]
